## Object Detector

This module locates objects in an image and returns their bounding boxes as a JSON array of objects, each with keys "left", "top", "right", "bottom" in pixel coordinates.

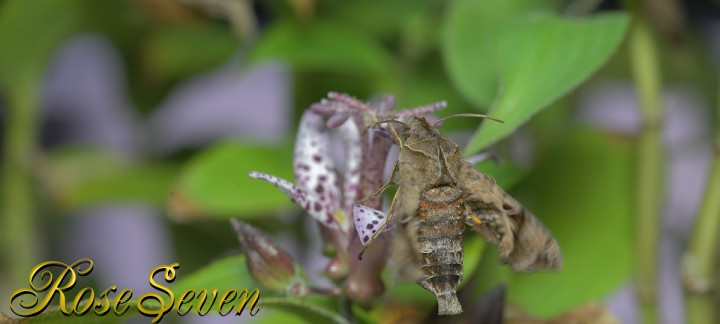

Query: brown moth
[{"left": 354, "top": 115, "right": 562, "bottom": 316}]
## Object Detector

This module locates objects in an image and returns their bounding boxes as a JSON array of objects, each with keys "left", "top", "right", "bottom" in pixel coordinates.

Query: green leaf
[
  {"left": 248, "top": 20, "right": 394, "bottom": 77},
  {"left": 464, "top": 13, "right": 629, "bottom": 153},
  {"left": 259, "top": 296, "right": 349, "bottom": 324},
  {"left": 441, "top": 0, "right": 547, "bottom": 108},
  {"left": 172, "top": 141, "right": 295, "bottom": 219},
  {"left": 478, "top": 129, "right": 634, "bottom": 317}
]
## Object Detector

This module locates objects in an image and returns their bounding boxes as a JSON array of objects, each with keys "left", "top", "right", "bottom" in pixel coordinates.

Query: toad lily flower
[{"left": 249, "top": 109, "right": 360, "bottom": 233}]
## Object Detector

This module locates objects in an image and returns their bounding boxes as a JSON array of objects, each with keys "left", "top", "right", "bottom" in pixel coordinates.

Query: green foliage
[
  {"left": 474, "top": 130, "right": 634, "bottom": 317},
  {"left": 442, "top": 3, "right": 629, "bottom": 153},
  {"left": 173, "top": 141, "right": 295, "bottom": 218},
  {"left": 259, "top": 296, "right": 349, "bottom": 324},
  {"left": 469, "top": 13, "right": 628, "bottom": 152},
  {"left": 441, "top": 0, "right": 548, "bottom": 109}
]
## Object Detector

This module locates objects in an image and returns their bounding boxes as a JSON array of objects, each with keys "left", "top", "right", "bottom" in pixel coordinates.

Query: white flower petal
[
  {"left": 249, "top": 171, "right": 338, "bottom": 228},
  {"left": 293, "top": 111, "right": 342, "bottom": 212},
  {"left": 338, "top": 119, "right": 361, "bottom": 214}
]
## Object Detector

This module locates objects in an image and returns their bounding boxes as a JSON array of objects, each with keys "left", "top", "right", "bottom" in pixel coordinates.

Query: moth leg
[
  {"left": 480, "top": 214, "right": 506, "bottom": 238},
  {"left": 355, "top": 161, "right": 399, "bottom": 204},
  {"left": 465, "top": 205, "right": 515, "bottom": 263},
  {"left": 358, "top": 185, "right": 402, "bottom": 260},
  {"left": 465, "top": 205, "right": 505, "bottom": 239}
]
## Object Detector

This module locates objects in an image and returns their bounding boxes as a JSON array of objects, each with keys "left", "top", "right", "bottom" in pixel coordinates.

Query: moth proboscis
[{"left": 353, "top": 115, "right": 562, "bottom": 316}]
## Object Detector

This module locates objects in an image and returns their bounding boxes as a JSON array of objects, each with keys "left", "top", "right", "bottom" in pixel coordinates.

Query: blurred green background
[{"left": 0, "top": 0, "right": 719, "bottom": 323}]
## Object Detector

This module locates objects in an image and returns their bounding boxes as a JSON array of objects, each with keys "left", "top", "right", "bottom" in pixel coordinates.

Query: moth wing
[
  {"left": 353, "top": 205, "right": 396, "bottom": 245},
  {"left": 459, "top": 162, "right": 562, "bottom": 272},
  {"left": 498, "top": 194, "right": 563, "bottom": 271}
]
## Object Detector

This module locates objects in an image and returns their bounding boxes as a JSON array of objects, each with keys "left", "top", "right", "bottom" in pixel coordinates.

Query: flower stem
[
  {"left": 628, "top": 15, "right": 664, "bottom": 324},
  {"left": 1, "top": 74, "right": 40, "bottom": 284},
  {"left": 683, "top": 85, "right": 720, "bottom": 324}
]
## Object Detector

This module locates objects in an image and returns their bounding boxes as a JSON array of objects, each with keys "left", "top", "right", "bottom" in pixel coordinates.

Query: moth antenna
[
  {"left": 362, "top": 119, "right": 408, "bottom": 146},
  {"left": 433, "top": 113, "right": 504, "bottom": 127}
]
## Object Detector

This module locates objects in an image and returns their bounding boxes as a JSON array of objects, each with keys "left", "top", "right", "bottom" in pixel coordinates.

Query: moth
[{"left": 353, "top": 115, "right": 562, "bottom": 316}]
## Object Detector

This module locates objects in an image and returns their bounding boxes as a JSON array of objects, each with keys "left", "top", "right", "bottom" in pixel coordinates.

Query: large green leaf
[
  {"left": 442, "top": 10, "right": 629, "bottom": 154},
  {"left": 172, "top": 141, "right": 295, "bottom": 219},
  {"left": 441, "top": 0, "right": 547, "bottom": 109},
  {"left": 474, "top": 129, "right": 634, "bottom": 317},
  {"left": 248, "top": 20, "right": 394, "bottom": 77}
]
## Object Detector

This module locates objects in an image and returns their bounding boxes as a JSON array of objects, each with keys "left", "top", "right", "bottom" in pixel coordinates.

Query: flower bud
[{"left": 230, "top": 219, "right": 296, "bottom": 291}]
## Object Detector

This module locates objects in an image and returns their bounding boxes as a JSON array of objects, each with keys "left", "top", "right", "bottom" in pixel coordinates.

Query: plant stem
[
  {"left": 683, "top": 86, "right": 720, "bottom": 324},
  {"left": 1, "top": 74, "right": 39, "bottom": 284},
  {"left": 628, "top": 16, "right": 664, "bottom": 324}
]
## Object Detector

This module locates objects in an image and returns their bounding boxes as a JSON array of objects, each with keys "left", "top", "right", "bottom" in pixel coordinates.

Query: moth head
[{"left": 405, "top": 115, "right": 440, "bottom": 138}]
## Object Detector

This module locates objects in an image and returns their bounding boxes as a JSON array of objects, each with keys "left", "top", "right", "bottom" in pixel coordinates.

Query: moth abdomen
[{"left": 416, "top": 186, "right": 465, "bottom": 315}]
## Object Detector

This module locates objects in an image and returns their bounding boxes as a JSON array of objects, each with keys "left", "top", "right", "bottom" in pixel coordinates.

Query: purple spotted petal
[
  {"left": 294, "top": 111, "right": 342, "bottom": 203},
  {"left": 293, "top": 111, "right": 345, "bottom": 229},
  {"left": 249, "top": 171, "right": 338, "bottom": 229},
  {"left": 353, "top": 205, "right": 395, "bottom": 245}
]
